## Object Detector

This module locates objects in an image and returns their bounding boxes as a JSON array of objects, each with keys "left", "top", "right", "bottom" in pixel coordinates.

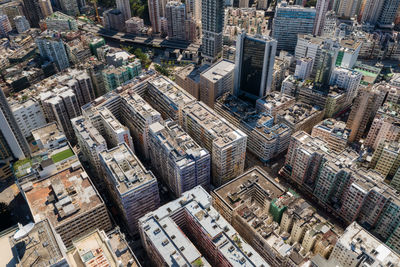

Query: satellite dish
[{"left": 13, "top": 222, "right": 35, "bottom": 241}]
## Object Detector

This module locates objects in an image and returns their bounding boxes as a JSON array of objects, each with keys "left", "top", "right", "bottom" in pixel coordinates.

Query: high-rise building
[
  {"left": 36, "top": 33, "right": 70, "bottom": 71},
  {"left": 13, "top": 15, "right": 30, "bottom": 33},
  {"left": 329, "top": 67, "right": 362, "bottom": 104},
  {"left": 59, "top": 0, "right": 79, "bottom": 16},
  {"left": 0, "top": 88, "right": 30, "bottom": 159},
  {"left": 65, "top": 70, "right": 95, "bottom": 107},
  {"left": 200, "top": 60, "right": 235, "bottom": 108},
  {"left": 201, "top": 0, "right": 224, "bottom": 62},
  {"left": 370, "top": 140, "right": 400, "bottom": 178},
  {"left": 365, "top": 102, "right": 400, "bottom": 150},
  {"left": 102, "top": 61, "right": 142, "bottom": 91},
  {"left": 322, "top": 11, "right": 338, "bottom": 37},
  {"left": 313, "top": 0, "right": 330, "bottom": 36},
  {"left": 321, "top": 222, "right": 400, "bottom": 267},
  {"left": 377, "top": 0, "right": 400, "bottom": 28},
  {"left": 39, "top": 0, "right": 53, "bottom": 17},
  {"left": 99, "top": 143, "right": 160, "bottom": 234},
  {"left": 311, "top": 118, "right": 350, "bottom": 152},
  {"left": 19, "top": 166, "right": 113, "bottom": 247},
  {"left": 294, "top": 57, "right": 313, "bottom": 80},
  {"left": 138, "top": 186, "right": 267, "bottom": 266},
  {"left": 116, "top": 0, "right": 131, "bottom": 21},
  {"left": 10, "top": 99, "right": 46, "bottom": 138},
  {"left": 22, "top": 0, "right": 43, "bottom": 27},
  {"left": 175, "top": 64, "right": 210, "bottom": 100},
  {"left": 149, "top": 120, "right": 211, "bottom": 196},
  {"left": 0, "top": 0, "right": 24, "bottom": 29},
  {"left": 180, "top": 101, "right": 247, "bottom": 186},
  {"left": 314, "top": 48, "right": 336, "bottom": 93},
  {"left": 234, "top": 32, "right": 277, "bottom": 101},
  {"left": 165, "top": 1, "right": 186, "bottom": 41},
  {"left": 119, "top": 91, "right": 161, "bottom": 159},
  {"left": 0, "top": 14, "right": 12, "bottom": 37},
  {"left": 148, "top": 0, "right": 161, "bottom": 33},
  {"left": 335, "top": 0, "right": 362, "bottom": 19},
  {"left": 186, "top": 0, "right": 201, "bottom": 22},
  {"left": 215, "top": 93, "right": 291, "bottom": 163},
  {"left": 103, "top": 9, "right": 125, "bottom": 31},
  {"left": 272, "top": 3, "right": 316, "bottom": 51},
  {"left": 40, "top": 89, "right": 81, "bottom": 141},
  {"left": 346, "top": 84, "right": 388, "bottom": 142}
]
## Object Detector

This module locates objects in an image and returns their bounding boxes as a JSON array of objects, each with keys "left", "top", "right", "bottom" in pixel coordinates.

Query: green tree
[{"left": 155, "top": 64, "right": 170, "bottom": 76}]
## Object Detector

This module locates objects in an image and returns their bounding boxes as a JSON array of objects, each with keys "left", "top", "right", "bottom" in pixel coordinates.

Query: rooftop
[
  {"left": 99, "top": 143, "right": 157, "bottom": 194},
  {"left": 121, "top": 91, "right": 161, "bottom": 119},
  {"left": 213, "top": 167, "right": 286, "bottom": 210},
  {"left": 31, "top": 122, "right": 65, "bottom": 146},
  {"left": 277, "top": 102, "right": 323, "bottom": 125},
  {"left": 312, "top": 118, "right": 350, "bottom": 140},
  {"left": 337, "top": 222, "right": 400, "bottom": 266},
  {"left": 149, "top": 120, "right": 209, "bottom": 166},
  {"left": 148, "top": 76, "right": 196, "bottom": 108},
  {"left": 67, "top": 228, "right": 139, "bottom": 267},
  {"left": 24, "top": 168, "right": 104, "bottom": 228},
  {"left": 182, "top": 101, "right": 247, "bottom": 147},
  {"left": 175, "top": 64, "right": 210, "bottom": 83},
  {"left": 8, "top": 220, "right": 67, "bottom": 267},
  {"left": 200, "top": 60, "right": 235, "bottom": 82},
  {"left": 256, "top": 92, "right": 295, "bottom": 112},
  {"left": 139, "top": 186, "right": 267, "bottom": 266},
  {"left": 71, "top": 116, "right": 107, "bottom": 150}
]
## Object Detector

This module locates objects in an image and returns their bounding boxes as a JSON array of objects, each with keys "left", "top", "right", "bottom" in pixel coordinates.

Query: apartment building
[
  {"left": 20, "top": 167, "right": 112, "bottom": 247},
  {"left": 365, "top": 102, "right": 400, "bottom": 150},
  {"left": 370, "top": 141, "right": 400, "bottom": 179},
  {"left": 329, "top": 67, "right": 362, "bottom": 105},
  {"left": 120, "top": 91, "right": 161, "bottom": 159},
  {"left": 99, "top": 143, "right": 160, "bottom": 234},
  {"left": 64, "top": 70, "right": 95, "bottom": 107},
  {"left": 71, "top": 116, "right": 107, "bottom": 184},
  {"left": 10, "top": 99, "right": 46, "bottom": 138},
  {"left": 175, "top": 64, "right": 210, "bottom": 100},
  {"left": 180, "top": 101, "right": 247, "bottom": 186},
  {"left": 43, "top": 11, "right": 77, "bottom": 31},
  {"left": 40, "top": 89, "right": 81, "bottom": 141},
  {"left": 319, "top": 222, "right": 400, "bottom": 267},
  {"left": 215, "top": 93, "right": 291, "bottom": 162},
  {"left": 346, "top": 84, "right": 388, "bottom": 142},
  {"left": 31, "top": 122, "right": 67, "bottom": 151},
  {"left": 311, "top": 118, "right": 350, "bottom": 152},
  {"left": 36, "top": 31, "right": 70, "bottom": 71},
  {"left": 139, "top": 186, "right": 267, "bottom": 266},
  {"left": 255, "top": 92, "right": 296, "bottom": 119},
  {"left": 199, "top": 60, "right": 235, "bottom": 108},
  {"left": 276, "top": 102, "right": 324, "bottom": 133},
  {"left": 102, "top": 60, "right": 142, "bottom": 91},
  {"left": 212, "top": 167, "right": 339, "bottom": 266},
  {"left": 148, "top": 119, "right": 210, "bottom": 196},
  {"left": 146, "top": 76, "right": 196, "bottom": 120}
]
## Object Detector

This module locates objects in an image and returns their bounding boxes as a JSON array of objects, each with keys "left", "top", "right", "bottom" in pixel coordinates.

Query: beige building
[
  {"left": 311, "top": 118, "right": 350, "bottom": 152},
  {"left": 67, "top": 228, "right": 140, "bottom": 267},
  {"left": 365, "top": 102, "right": 400, "bottom": 150},
  {"left": 212, "top": 167, "right": 339, "bottom": 266},
  {"left": 370, "top": 140, "right": 400, "bottom": 179},
  {"left": 21, "top": 167, "right": 112, "bottom": 247},
  {"left": 276, "top": 102, "right": 325, "bottom": 133},
  {"left": 346, "top": 84, "right": 388, "bottom": 142},
  {"left": 180, "top": 101, "right": 247, "bottom": 186},
  {"left": 174, "top": 64, "right": 210, "bottom": 100},
  {"left": 199, "top": 60, "right": 235, "bottom": 108},
  {"left": 256, "top": 92, "right": 296, "bottom": 119}
]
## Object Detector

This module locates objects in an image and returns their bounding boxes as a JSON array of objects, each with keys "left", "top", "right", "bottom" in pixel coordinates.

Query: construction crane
[{"left": 91, "top": 0, "right": 101, "bottom": 23}]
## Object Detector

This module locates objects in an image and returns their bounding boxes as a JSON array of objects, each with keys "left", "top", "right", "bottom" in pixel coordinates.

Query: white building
[
  {"left": 294, "top": 57, "right": 313, "bottom": 80},
  {"left": 149, "top": 120, "right": 210, "bottom": 196},
  {"left": 329, "top": 67, "right": 362, "bottom": 104},
  {"left": 13, "top": 15, "right": 30, "bottom": 33},
  {"left": 11, "top": 99, "right": 47, "bottom": 138}
]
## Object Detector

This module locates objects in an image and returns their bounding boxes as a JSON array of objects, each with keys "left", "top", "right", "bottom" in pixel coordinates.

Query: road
[{"left": 82, "top": 24, "right": 201, "bottom": 51}]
